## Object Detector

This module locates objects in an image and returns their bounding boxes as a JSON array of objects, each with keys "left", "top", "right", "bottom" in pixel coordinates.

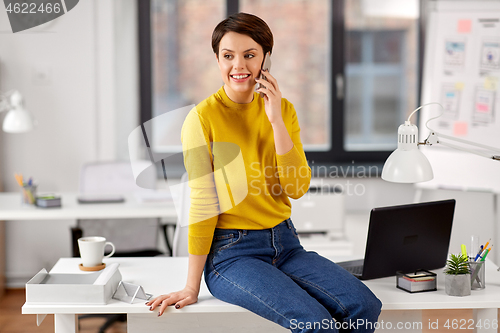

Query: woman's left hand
[{"left": 256, "top": 70, "right": 283, "bottom": 125}]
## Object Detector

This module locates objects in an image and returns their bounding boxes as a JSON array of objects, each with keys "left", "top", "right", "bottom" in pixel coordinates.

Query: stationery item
[
  {"left": 26, "top": 263, "right": 122, "bottom": 305},
  {"left": 470, "top": 235, "right": 480, "bottom": 259},
  {"left": 15, "top": 173, "right": 37, "bottom": 205},
  {"left": 475, "top": 245, "right": 492, "bottom": 262},
  {"left": 474, "top": 245, "right": 484, "bottom": 261},
  {"left": 469, "top": 260, "right": 485, "bottom": 290},
  {"left": 480, "top": 248, "right": 491, "bottom": 262},
  {"left": 396, "top": 270, "right": 437, "bottom": 293},
  {"left": 461, "top": 244, "right": 467, "bottom": 260},
  {"left": 113, "top": 281, "right": 152, "bottom": 304},
  {"left": 21, "top": 183, "right": 37, "bottom": 205},
  {"left": 476, "top": 248, "right": 487, "bottom": 261},
  {"left": 14, "top": 173, "right": 23, "bottom": 186},
  {"left": 482, "top": 239, "right": 491, "bottom": 252},
  {"left": 78, "top": 236, "right": 116, "bottom": 268},
  {"left": 35, "top": 194, "right": 62, "bottom": 208}
]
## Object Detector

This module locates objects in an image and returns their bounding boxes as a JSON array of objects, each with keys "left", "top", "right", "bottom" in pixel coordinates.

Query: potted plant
[{"left": 444, "top": 254, "right": 471, "bottom": 296}]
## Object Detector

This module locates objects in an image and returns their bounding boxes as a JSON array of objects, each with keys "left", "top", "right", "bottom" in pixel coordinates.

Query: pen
[
  {"left": 461, "top": 244, "right": 467, "bottom": 260},
  {"left": 474, "top": 245, "right": 484, "bottom": 261},
  {"left": 480, "top": 248, "right": 490, "bottom": 262},
  {"left": 476, "top": 247, "right": 487, "bottom": 262}
]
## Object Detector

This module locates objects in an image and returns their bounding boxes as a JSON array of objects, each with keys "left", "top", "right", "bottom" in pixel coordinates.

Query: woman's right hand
[{"left": 146, "top": 286, "right": 199, "bottom": 316}]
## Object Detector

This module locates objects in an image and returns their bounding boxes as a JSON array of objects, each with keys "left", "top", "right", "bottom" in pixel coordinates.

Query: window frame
[{"left": 137, "top": 0, "right": 424, "bottom": 173}]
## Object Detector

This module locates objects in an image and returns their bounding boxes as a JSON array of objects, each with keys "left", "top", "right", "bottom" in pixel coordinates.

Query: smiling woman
[{"left": 146, "top": 12, "right": 382, "bottom": 332}]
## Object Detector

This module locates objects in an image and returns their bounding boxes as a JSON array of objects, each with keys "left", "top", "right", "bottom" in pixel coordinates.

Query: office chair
[{"left": 71, "top": 160, "right": 174, "bottom": 333}]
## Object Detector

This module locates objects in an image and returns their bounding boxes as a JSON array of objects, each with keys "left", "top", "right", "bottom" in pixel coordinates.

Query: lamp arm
[
  {"left": 0, "top": 96, "right": 10, "bottom": 113},
  {"left": 410, "top": 102, "right": 500, "bottom": 160},
  {"left": 0, "top": 90, "right": 16, "bottom": 113},
  {"left": 425, "top": 132, "right": 500, "bottom": 161}
]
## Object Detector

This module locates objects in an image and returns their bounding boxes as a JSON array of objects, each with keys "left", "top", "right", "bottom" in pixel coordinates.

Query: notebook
[{"left": 336, "top": 199, "right": 456, "bottom": 280}]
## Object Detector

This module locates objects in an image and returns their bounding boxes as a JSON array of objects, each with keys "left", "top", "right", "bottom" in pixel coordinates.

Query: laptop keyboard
[{"left": 341, "top": 264, "right": 363, "bottom": 276}]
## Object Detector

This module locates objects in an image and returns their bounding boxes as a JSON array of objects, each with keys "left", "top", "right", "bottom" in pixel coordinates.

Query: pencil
[{"left": 14, "top": 173, "right": 23, "bottom": 187}]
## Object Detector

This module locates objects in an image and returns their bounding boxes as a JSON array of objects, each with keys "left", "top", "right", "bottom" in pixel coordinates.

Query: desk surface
[
  {"left": 0, "top": 192, "right": 176, "bottom": 220},
  {"left": 22, "top": 257, "right": 500, "bottom": 316}
]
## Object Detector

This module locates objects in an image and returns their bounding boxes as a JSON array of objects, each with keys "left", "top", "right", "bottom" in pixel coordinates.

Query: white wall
[{"left": 0, "top": 0, "right": 139, "bottom": 287}]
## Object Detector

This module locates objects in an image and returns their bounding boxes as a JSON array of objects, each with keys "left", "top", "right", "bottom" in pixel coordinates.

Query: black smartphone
[{"left": 256, "top": 52, "right": 272, "bottom": 98}]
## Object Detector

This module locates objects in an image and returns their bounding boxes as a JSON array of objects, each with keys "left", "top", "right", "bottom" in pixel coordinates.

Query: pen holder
[
  {"left": 469, "top": 260, "right": 485, "bottom": 290},
  {"left": 22, "top": 184, "right": 37, "bottom": 205}
]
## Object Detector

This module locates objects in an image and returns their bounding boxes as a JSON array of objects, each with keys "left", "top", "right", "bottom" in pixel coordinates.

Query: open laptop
[{"left": 336, "top": 199, "right": 456, "bottom": 280}]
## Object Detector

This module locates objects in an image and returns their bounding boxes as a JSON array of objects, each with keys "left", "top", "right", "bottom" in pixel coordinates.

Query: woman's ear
[{"left": 215, "top": 53, "right": 221, "bottom": 70}]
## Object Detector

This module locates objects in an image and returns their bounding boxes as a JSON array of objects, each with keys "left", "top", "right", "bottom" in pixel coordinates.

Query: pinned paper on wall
[
  {"left": 480, "top": 40, "right": 500, "bottom": 71},
  {"left": 444, "top": 40, "right": 466, "bottom": 68},
  {"left": 484, "top": 76, "right": 498, "bottom": 91},
  {"left": 457, "top": 19, "right": 472, "bottom": 33},
  {"left": 441, "top": 84, "right": 461, "bottom": 119},
  {"left": 472, "top": 87, "right": 495, "bottom": 124},
  {"left": 454, "top": 82, "right": 465, "bottom": 91},
  {"left": 453, "top": 122, "right": 468, "bottom": 136}
]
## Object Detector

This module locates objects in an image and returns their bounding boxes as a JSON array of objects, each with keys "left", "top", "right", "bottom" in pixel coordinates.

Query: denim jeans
[{"left": 204, "top": 218, "right": 382, "bottom": 333}]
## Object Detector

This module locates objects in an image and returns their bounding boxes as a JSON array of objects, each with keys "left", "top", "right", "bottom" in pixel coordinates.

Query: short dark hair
[{"left": 212, "top": 12, "right": 273, "bottom": 57}]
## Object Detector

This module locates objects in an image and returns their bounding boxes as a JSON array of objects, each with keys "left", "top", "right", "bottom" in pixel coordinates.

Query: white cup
[{"left": 78, "top": 236, "right": 116, "bottom": 267}]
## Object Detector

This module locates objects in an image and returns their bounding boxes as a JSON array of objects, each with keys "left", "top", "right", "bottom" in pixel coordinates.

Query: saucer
[{"left": 79, "top": 263, "right": 106, "bottom": 271}]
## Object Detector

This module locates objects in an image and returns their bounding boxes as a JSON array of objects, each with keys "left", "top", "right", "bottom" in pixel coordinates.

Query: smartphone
[{"left": 256, "top": 52, "right": 272, "bottom": 98}]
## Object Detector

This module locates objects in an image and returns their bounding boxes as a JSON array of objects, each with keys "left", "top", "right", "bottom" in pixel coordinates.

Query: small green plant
[{"left": 444, "top": 253, "right": 470, "bottom": 275}]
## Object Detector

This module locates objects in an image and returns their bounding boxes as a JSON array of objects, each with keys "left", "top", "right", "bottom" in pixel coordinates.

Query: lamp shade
[
  {"left": 1, "top": 91, "right": 35, "bottom": 133},
  {"left": 3, "top": 107, "right": 34, "bottom": 133},
  {"left": 381, "top": 121, "right": 434, "bottom": 183}
]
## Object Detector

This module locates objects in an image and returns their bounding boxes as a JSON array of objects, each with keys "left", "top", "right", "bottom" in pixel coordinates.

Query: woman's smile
[{"left": 230, "top": 73, "right": 252, "bottom": 82}]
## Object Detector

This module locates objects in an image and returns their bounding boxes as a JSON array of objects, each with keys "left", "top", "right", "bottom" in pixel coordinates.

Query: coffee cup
[{"left": 78, "top": 236, "right": 116, "bottom": 267}]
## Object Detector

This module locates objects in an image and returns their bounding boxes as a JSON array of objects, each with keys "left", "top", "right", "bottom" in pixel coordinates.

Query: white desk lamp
[
  {"left": 382, "top": 103, "right": 500, "bottom": 183},
  {"left": 0, "top": 90, "right": 35, "bottom": 133}
]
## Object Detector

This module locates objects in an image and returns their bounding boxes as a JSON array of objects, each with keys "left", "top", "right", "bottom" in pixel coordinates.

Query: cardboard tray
[{"left": 25, "top": 263, "right": 122, "bottom": 305}]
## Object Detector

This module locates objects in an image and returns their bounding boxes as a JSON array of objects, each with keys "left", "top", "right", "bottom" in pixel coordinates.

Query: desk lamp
[
  {"left": 0, "top": 90, "right": 35, "bottom": 133},
  {"left": 382, "top": 103, "right": 500, "bottom": 183}
]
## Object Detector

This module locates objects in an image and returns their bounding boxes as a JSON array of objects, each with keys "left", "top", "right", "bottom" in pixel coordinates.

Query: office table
[
  {"left": 22, "top": 257, "right": 500, "bottom": 333},
  {"left": 0, "top": 192, "right": 176, "bottom": 220},
  {"left": 0, "top": 192, "right": 177, "bottom": 291}
]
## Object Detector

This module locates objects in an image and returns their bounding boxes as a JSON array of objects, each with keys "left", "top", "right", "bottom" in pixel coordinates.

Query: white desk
[
  {"left": 0, "top": 192, "right": 177, "bottom": 289},
  {"left": 22, "top": 257, "right": 500, "bottom": 333},
  {"left": 0, "top": 192, "right": 176, "bottom": 220}
]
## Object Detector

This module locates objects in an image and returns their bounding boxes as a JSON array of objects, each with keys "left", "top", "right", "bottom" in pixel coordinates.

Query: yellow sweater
[{"left": 181, "top": 86, "right": 311, "bottom": 255}]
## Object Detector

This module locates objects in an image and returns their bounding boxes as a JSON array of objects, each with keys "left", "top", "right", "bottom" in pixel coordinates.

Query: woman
[{"left": 147, "top": 12, "right": 381, "bottom": 332}]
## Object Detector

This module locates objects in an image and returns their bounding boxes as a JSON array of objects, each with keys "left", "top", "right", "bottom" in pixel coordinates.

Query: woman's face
[{"left": 217, "top": 31, "right": 264, "bottom": 103}]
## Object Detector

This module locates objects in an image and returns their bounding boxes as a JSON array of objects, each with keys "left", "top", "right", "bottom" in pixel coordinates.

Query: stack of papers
[
  {"left": 36, "top": 195, "right": 62, "bottom": 208},
  {"left": 396, "top": 270, "right": 437, "bottom": 293}
]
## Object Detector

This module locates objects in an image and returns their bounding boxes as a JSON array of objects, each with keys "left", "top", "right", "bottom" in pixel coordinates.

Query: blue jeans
[{"left": 204, "top": 219, "right": 382, "bottom": 333}]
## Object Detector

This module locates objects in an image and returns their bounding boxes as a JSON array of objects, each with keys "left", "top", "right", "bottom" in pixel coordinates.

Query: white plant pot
[{"left": 445, "top": 274, "right": 471, "bottom": 296}]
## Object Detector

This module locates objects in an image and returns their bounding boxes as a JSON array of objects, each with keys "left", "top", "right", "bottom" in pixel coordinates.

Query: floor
[{"left": 0, "top": 289, "right": 126, "bottom": 333}]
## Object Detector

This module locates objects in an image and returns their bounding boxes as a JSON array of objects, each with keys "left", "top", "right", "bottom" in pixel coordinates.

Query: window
[{"left": 138, "top": 0, "right": 422, "bottom": 175}]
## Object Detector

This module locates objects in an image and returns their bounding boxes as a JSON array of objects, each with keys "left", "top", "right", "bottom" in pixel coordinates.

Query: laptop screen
[{"left": 361, "top": 199, "right": 456, "bottom": 280}]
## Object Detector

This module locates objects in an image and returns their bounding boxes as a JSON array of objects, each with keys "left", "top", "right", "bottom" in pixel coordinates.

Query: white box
[{"left": 25, "top": 263, "right": 122, "bottom": 305}]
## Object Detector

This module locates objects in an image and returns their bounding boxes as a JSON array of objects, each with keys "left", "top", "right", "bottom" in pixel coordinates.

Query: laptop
[{"left": 336, "top": 199, "right": 456, "bottom": 280}]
